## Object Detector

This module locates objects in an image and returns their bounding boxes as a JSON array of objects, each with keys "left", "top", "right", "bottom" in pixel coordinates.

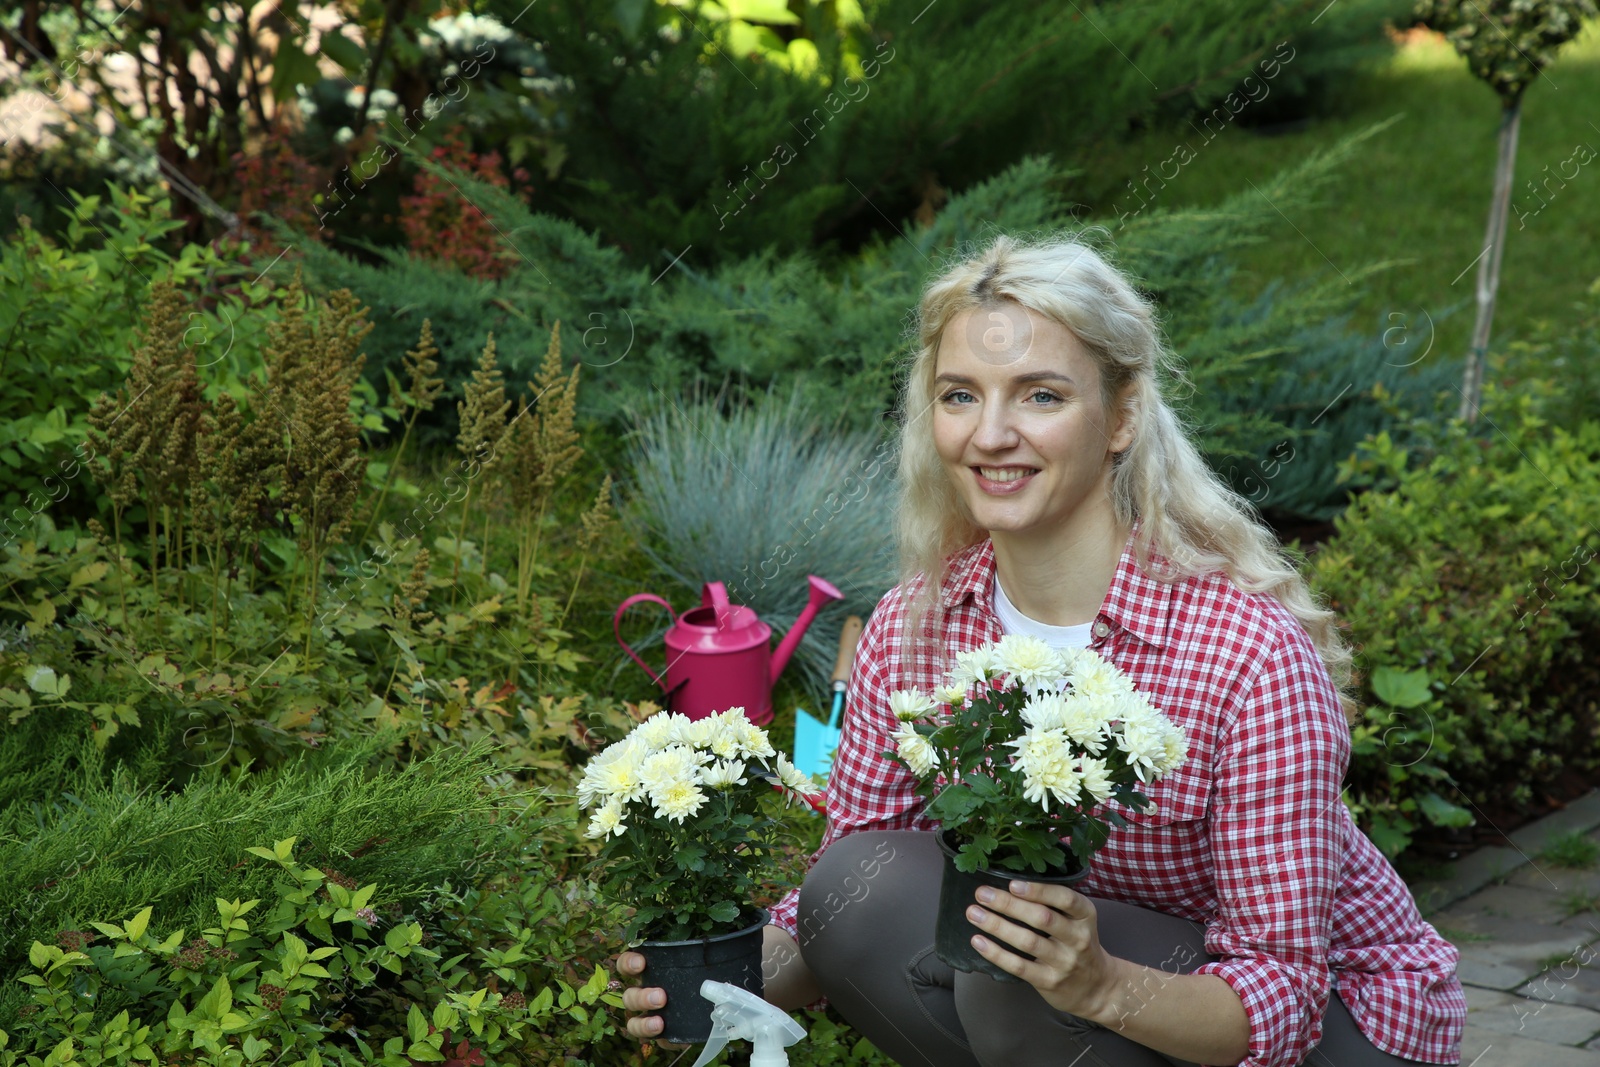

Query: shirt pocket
[{"left": 1118, "top": 764, "right": 1210, "bottom": 827}]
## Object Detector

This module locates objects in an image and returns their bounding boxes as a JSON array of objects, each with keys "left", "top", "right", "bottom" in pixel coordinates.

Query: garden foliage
[
  {"left": 1313, "top": 391, "right": 1600, "bottom": 855},
  {"left": 487, "top": 0, "right": 1408, "bottom": 261},
  {"left": 0, "top": 737, "right": 499, "bottom": 1026},
  {"left": 284, "top": 123, "right": 1448, "bottom": 533},
  {"left": 621, "top": 390, "right": 896, "bottom": 702},
  {"left": 0, "top": 188, "right": 266, "bottom": 514},
  {"left": 0, "top": 825, "right": 632, "bottom": 1066}
]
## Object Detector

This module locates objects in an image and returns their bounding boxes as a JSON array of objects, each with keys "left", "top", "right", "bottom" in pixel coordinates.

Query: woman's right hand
[{"left": 617, "top": 951, "right": 681, "bottom": 1044}]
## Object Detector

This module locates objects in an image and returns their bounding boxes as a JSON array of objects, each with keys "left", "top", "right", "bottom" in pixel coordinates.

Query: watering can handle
[
  {"left": 701, "top": 581, "right": 733, "bottom": 632},
  {"left": 613, "top": 594, "right": 676, "bottom": 689}
]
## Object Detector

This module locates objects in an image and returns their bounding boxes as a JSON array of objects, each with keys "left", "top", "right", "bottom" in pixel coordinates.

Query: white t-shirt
[{"left": 991, "top": 573, "right": 1094, "bottom": 651}]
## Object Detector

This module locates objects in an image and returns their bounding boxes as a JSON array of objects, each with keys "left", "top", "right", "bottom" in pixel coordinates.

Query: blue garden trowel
[{"left": 792, "top": 616, "right": 864, "bottom": 787}]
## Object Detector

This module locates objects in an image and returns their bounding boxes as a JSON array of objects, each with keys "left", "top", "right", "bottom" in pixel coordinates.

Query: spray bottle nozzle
[{"left": 689, "top": 980, "right": 807, "bottom": 1067}]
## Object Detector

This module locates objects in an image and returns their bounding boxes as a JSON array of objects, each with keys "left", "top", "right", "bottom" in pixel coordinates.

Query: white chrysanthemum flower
[
  {"left": 1070, "top": 650, "right": 1136, "bottom": 703},
  {"left": 1077, "top": 755, "right": 1115, "bottom": 804},
  {"left": 946, "top": 646, "right": 997, "bottom": 689},
  {"left": 1020, "top": 690, "right": 1069, "bottom": 731},
  {"left": 1155, "top": 719, "right": 1189, "bottom": 775},
  {"left": 699, "top": 758, "right": 748, "bottom": 790},
  {"left": 891, "top": 722, "right": 938, "bottom": 777},
  {"left": 668, "top": 713, "right": 711, "bottom": 749},
  {"left": 1059, "top": 693, "right": 1112, "bottom": 755},
  {"left": 775, "top": 753, "right": 822, "bottom": 797},
  {"left": 889, "top": 689, "right": 936, "bottom": 722},
  {"left": 1118, "top": 712, "right": 1169, "bottom": 782},
  {"left": 730, "top": 713, "right": 776, "bottom": 763},
  {"left": 934, "top": 683, "right": 969, "bottom": 708},
  {"left": 1005, "top": 727, "right": 1081, "bottom": 809},
  {"left": 695, "top": 708, "right": 747, "bottom": 758},
  {"left": 994, "top": 634, "right": 1066, "bottom": 691},
  {"left": 639, "top": 744, "right": 708, "bottom": 795},
  {"left": 584, "top": 797, "right": 628, "bottom": 838},
  {"left": 577, "top": 738, "right": 648, "bottom": 808},
  {"left": 632, "top": 713, "right": 681, "bottom": 753},
  {"left": 650, "top": 779, "right": 708, "bottom": 823}
]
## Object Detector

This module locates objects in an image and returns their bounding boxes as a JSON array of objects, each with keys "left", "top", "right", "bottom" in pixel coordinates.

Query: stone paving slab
[
  {"left": 1431, "top": 894, "right": 1600, "bottom": 991},
  {"left": 1463, "top": 1024, "right": 1600, "bottom": 1065},
  {"left": 1415, "top": 847, "right": 1528, "bottom": 916},
  {"left": 1441, "top": 882, "right": 1582, "bottom": 928},
  {"left": 1412, "top": 791, "right": 1600, "bottom": 917},
  {"left": 1508, "top": 793, "right": 1600, "bottom": 856},
  {"left": 1467, "top": 987, "right": 1600, "bottom": 1046},
  {"left": 1515, "top": 956, "right": 1600, "bottom": 1013},
  {"left": 1509, "top": 863, "right": 1600, "bottom": 894},
  {"left": 1416, "top": 792, "right": 1600, "bottom": 1063}
]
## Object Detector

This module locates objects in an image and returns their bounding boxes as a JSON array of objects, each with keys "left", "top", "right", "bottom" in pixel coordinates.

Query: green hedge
[{"left": 1314, "top": 392, "right": 1600, "bottom": 856}]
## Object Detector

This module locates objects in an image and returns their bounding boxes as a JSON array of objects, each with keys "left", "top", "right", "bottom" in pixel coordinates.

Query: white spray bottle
[{"left": 689, "top": 980, "right": 807, "bottom": 1067}]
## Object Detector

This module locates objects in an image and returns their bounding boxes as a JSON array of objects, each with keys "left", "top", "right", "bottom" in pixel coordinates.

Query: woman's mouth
[{"left": 973, "top": 466, "right": 1039, "bottom": 493}]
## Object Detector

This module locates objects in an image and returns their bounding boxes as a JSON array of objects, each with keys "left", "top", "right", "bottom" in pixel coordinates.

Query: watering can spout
[{"left": 770, "top": 575, "right": 844, "bottom": 684}]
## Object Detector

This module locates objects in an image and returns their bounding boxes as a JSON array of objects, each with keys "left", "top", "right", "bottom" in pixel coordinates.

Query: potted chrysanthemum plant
[
  {"left": 578, "top": 706, "right": 819, "bottom": 1042},
  {"left": 884, "top": 634, "right": 1188, "bottom": 979}
]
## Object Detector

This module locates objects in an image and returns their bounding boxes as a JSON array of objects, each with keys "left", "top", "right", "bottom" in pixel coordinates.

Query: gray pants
[{"left": 795, "top": 831, "right": 1443, "bottom": 1067}]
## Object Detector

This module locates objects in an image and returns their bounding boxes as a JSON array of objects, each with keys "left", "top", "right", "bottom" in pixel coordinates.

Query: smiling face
[{"left": 931, "top": 301, "right": 1133, "bottom": 549}]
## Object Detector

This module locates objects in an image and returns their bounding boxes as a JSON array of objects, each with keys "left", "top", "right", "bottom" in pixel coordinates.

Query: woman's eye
[{"left": 934, "top": 388, "right": 1062, "bottom": 404}]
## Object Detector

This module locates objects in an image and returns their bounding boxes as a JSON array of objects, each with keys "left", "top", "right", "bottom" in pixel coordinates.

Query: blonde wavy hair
[{"left": 894, "top": 233, "right": 1356, "bottom": 722}]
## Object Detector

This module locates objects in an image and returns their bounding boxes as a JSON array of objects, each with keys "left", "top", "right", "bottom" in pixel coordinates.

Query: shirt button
[{"left": 1092, "top": 620, "right": 1111, "bottom": 639}]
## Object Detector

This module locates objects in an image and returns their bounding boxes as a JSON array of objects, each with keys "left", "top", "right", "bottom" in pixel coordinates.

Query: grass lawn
[{"left": 1068, "top": 24, "right": 1600, "bottom": 379}]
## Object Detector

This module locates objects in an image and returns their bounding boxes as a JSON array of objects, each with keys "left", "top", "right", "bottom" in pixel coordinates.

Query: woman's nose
[{"left": 971, "top": 400, "right": 1019, "bottom": 452}]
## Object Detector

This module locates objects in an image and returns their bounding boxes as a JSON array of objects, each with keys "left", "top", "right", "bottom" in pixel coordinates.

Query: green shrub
[
  {"left": 1504, "top": 276, "right": 1600, "bottom": 433},
  {"left": 1312, "top": 391, "right": 1600, "bottom": 857},
  {"left": 485, "top": 0, "right": 1406, "bottom": 262},
  {"left": 288, "top": 126, "right": 1410, "bottom": 493},
  {"left": 0, "top": 187, "right": 267, "bottom": 515},
  {"left": 1211, "top": 304, "right": 1460, "bottom": 521},
  {"left": 0, "top": 738, "right": 502, "bottom": 1024},
  {"left": 0, "top": 830, "right": 627, "bottom": 1066},
  {"left": 0, "top": 250, "right": 631, "bottom": 767}
]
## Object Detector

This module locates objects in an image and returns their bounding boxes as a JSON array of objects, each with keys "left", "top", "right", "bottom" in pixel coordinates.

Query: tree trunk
[{"left": 1460, "top": 96, "right": 1522, "bottom": 424}]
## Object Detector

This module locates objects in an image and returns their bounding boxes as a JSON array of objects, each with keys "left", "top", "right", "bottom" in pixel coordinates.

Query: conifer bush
[
  {"left": 289, "top": 126, "right": 1435, "bottom": 531},
  {"left": 485, "top": 0, "right": 1408, "bottom": 261}
]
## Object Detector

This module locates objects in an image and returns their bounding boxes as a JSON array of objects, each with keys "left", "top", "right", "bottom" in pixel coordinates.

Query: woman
[{"left": 619, "top": 235, "right": 1466, "bottom": 1066}]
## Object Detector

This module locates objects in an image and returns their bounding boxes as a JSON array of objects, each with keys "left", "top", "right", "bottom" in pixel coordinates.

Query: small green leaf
[
  {"left": 25, "top": 666, "right": 60, "bottom": 696},
  {"left": 1418, "top": 791, "right": 1474, "bottom": 829},
  {"left": 196, "top": 975, "right": 232, "bottom": 1021},
  {"left": 1372, "top": 666, "right": 1432, "bottom": 709}
]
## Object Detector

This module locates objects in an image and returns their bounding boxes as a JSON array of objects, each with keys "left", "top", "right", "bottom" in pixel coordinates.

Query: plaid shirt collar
[{"left": 936, "top": 525, "right": 1175, "bottom": 650}]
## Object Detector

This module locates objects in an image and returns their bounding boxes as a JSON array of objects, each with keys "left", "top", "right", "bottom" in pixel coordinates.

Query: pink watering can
[{"left": 613, "top": 576, "right": 844, "bottom": 726}]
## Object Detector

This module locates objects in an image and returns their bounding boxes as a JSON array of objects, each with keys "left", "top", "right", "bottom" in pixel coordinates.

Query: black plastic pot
[
  {"left": 934, "top": 829, "right": 1089, "bottom": 983},
  {"left": 638, "top": 908, "right": 768, "bottom": 1044}
]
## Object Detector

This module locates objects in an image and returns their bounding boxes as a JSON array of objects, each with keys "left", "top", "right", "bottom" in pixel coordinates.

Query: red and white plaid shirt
[{"left": 770, "top": 536, "right": 1466, "bottom": 1067}]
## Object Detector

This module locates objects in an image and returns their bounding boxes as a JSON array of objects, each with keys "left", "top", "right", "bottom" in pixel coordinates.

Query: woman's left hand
[{"left": 966, "top": 880, "right": 1124, "bottom": 1020}]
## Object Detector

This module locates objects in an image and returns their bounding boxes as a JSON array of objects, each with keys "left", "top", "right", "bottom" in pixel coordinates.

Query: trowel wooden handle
[{"left": 832, "top": 616, "right": 865, "bottom": 684}]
